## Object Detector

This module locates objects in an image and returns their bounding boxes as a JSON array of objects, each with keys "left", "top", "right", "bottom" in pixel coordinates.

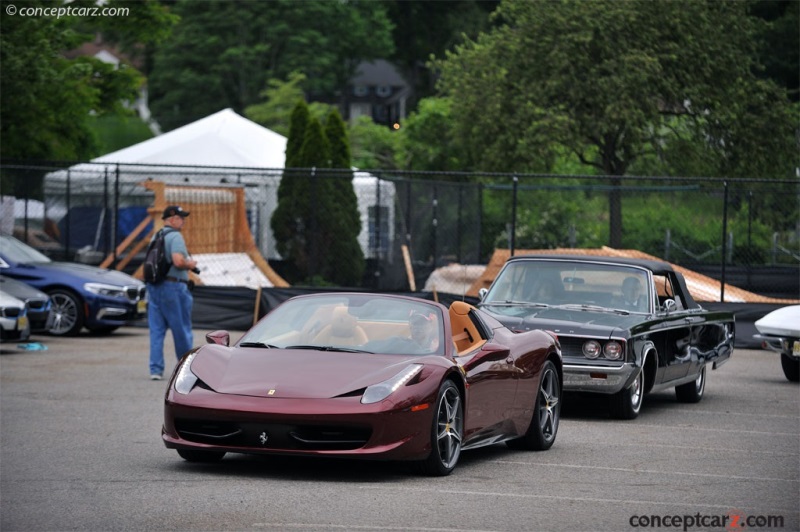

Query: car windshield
[
  {"left": 0, "top": 236, "right": 52, "bottom": 264},
  {"left": 482, "top": 260, "right": 652, "bottom": 314},
  {"left": 239, "top": 294, "right": 446, "bottom": 356}
]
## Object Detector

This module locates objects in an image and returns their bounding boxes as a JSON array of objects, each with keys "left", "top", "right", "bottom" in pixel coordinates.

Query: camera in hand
[{"left": 191, "top": 267, "right": 200, "bottom": 274}]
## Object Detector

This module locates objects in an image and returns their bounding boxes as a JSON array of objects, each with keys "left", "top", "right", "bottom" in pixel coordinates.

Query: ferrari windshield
[
  {"left": 239, "top": 294, "right": 446, "bottom": 356},
  {"left": 483, "top": 259, "right": 653, "bottom": 314}
]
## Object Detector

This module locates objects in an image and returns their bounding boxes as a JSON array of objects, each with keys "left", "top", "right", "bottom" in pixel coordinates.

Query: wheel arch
[{"left": 641, "top": 344, "right": 658, "bottom": 394}]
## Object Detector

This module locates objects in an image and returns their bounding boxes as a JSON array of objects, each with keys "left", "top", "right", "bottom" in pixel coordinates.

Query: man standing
[{"left": 147, "top": 205, "right": 198, "bottom": 380}]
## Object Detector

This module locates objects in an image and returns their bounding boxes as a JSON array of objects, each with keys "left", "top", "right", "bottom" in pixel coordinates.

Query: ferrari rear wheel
[
  {"left": 417, "top": 380, "right": 463, "bottom": 477},
  {"left": 507, "top": 359, "right": 560, "bottom": 451},
  {"left": 177, "top": 449, "right": 226, "bottom": 462}
]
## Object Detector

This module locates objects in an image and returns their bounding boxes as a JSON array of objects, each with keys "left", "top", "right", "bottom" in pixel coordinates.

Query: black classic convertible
[{"left": 478, "top": 255, "right": 735, "bottom": 419}]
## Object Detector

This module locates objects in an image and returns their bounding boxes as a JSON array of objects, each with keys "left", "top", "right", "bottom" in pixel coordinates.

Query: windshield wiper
[
  {"left": 239, "top": 342, "right": 277, "bottom": 348},
  {"left": 285, "top": 345, "right": 373, "bottom": 353},
  {"left": 483, "top": 300, "right": 549, "bottom": 308},
  {"left": 557, "top": 304, "right": 630, "bottom": 315}
]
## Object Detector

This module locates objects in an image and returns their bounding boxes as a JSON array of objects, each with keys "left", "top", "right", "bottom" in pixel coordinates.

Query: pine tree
[
  {"left": 324, "top": 109, "right": 365, "bottom": 286},
  {"left": 271, "top": 100, "right": 312, "bottom": 280}
]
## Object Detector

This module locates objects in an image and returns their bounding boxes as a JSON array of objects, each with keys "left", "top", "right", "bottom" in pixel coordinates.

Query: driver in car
[{"left": 409, "top": 311, "right": 440, "bottom": 352}]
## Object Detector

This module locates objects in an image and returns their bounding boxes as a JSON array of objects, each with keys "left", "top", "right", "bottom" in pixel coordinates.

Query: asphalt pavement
[{"left": 1, "top": 326, "right": 798, "bottom": 532}]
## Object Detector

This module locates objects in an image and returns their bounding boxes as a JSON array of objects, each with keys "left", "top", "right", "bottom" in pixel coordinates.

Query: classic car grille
[
  {"left": 175, "top": 418, "right": 372, "bottom": 451},
  {"left": 125, "top": 286, "right": 146, "bottom": 302},
  {"left": 559, "top": 336, "right": 627, "bottom": 364}
]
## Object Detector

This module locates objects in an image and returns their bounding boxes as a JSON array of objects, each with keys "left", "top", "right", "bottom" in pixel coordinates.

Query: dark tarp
[{"left": 191, "top": 285, "right": 479, "bottom": 332}]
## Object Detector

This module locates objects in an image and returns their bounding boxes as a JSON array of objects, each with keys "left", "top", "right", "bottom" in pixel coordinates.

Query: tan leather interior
[
  {"left": 312, "top": 306, "right": 368, "bottom": 346},
  {"left": 449, "top": 301, "right": 486, "bottom": 355}
]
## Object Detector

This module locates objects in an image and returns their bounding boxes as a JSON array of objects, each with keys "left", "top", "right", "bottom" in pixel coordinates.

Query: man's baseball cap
[{"left": 162, "top": 205, "right": 190, "bottom": 219}]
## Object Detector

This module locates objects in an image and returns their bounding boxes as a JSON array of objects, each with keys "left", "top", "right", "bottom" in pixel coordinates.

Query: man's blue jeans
[{"left": 147, "top": 281, "right": 193, "bottom": 376}]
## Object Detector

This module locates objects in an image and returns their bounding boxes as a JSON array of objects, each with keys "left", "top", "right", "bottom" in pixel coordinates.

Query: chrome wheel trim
[
  {"left": 50, "top": 293, "right": 79, "bottom": 335},
  {"left": 695, "top": 366, "right": 706, "bottom": 393},
  {"left": 630, "top": 371, "right": 643, "bottom": 412},
  {"left": 435, "top": 386, "right": 463, "bottom": 469},
  {"left": 538, "top": 366, "right": 560, "bottom": 442}
]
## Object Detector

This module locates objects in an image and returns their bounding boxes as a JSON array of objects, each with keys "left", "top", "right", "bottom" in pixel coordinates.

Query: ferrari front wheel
[
  {"left": 507, "top": 359, "right": 560, "bottom": 451},
  {"left": 177, "top": 449, "right": 226, "bottom": 462},
  {"left": 417, "top": 380, "right": 463, "bottom": 477}
]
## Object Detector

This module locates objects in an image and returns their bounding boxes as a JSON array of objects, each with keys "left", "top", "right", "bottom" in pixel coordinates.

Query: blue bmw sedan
[{"left": 0, "top": 236, "right": 146, "bottom": 336}]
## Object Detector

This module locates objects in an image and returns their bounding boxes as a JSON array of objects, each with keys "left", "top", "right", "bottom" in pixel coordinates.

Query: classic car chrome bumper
[
  {"left": 754, "top": 334, "right": 800, "bottom": 359},
  {"left": 563, "top": 362, "right": 636, "bottom": 394}
]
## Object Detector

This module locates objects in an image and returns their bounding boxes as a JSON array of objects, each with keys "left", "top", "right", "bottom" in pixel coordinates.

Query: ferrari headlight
[
  {"left": 604, "top": 341, "right": 623, "bottom": 360},
  {"left": 174, "top": 352, "right": 198, "bottom": 395},
  {"left": 84, "top": 282, "right": 126, "bottom": 299},
  {"left": 582, "top": 340, "right": 601, "bottom": 359},
  {"left": 361, "top": 364, "right": 423, "bottom": 404}
]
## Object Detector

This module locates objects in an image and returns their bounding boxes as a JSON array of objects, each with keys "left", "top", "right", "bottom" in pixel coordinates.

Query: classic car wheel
[
  {"left": 507, "top": 359, "right": 560, "bottom": 451},
  {"left": 610, "top": 369, "right": 643, "bottom": 419},
  {"left": 780, "top": 354, "right": 799, "bottom": 382},
  {"left": 675, "top": 365, "right": 706, "bottom": 403},
  {"left": 417, "top": 380, "right": 463, "bottom": 476},
  {"left": 177, "top": 449, "right": 226, "bottom": 462},
  {"left": 47, "top": 288, "right": 85, "bottom": 336}
]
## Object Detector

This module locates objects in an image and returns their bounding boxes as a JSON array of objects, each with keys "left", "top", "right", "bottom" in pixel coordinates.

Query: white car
[
  {"left": 754, "top": 305, "right": 800, "bottom": 382},
  {"left": 0, "top": 292, "right": 30, "bottom": 342}
]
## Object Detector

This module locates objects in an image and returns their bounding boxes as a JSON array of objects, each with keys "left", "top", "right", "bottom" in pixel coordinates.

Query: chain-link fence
[{"left": 2, "top": 161, "right": 798, "bottom": 300}]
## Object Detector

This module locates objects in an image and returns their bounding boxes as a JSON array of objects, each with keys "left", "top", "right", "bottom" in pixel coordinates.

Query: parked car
[
  {"left": 0, "top": 291, "right": 30, "bottom": 341},
  {"left": 163, "top": 293, "right": 562, "bottom": 476},
  {"left": 0, "top": 236, "right": 146, "bottom": 336},
  {"left": 0, "top": 275, "right": 53, "bottom": 333},
  {"left": 477, "top": 255, "right": 735, "bottom": 419},
  {"left": 754, "top": 305, "right": 800, "bottom": 382}
]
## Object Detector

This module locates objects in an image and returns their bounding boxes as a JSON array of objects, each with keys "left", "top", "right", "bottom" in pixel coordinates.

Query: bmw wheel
[
  {"left": 48, "top": 288, "right": 85, "bottom": 336},
  {"left": 418, "top": 380, "right": 463, "bottom": 476},
  {"left": 676, "top": 366, "right": 706, "bottom": 403},
  {"left": 507, "top": 359, "right": 560, "bottom": 450}
]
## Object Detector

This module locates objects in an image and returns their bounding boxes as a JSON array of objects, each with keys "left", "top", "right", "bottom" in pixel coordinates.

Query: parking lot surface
[{"left": 1, "top": 326, "right": 798, "bottom": 531}]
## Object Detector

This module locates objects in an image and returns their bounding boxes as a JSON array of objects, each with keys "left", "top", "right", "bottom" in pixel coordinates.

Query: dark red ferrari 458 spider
[{"left": 162, "top": 293, "right": 562, "bottom": 476}]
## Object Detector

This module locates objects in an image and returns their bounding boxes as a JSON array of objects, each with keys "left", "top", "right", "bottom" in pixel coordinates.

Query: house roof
[{"left": 466, "top": 247, "right": 799, "bottom": 304}]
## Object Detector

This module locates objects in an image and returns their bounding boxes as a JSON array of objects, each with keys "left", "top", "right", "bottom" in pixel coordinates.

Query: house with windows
[{"left": 342, "top": 60, "right": 410, "bottom": 128}]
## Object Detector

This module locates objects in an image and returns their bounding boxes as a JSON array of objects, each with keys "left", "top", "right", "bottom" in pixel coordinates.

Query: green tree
[
  {"left": 148, "top": 0, "right": 394, "bottom": 131},
  {"left": 325, "top": 109, "right": 365, "bottom": 286},
  {"left": 349, "top": 116, "right": 401, "bottom": 170},
  {"left": 398, "top": 97, "right": 466, "bottom": 173},
  {"left": 386, "top": 0, "right": 499, "bottom": 107},
  {"left": 271, "top": 100, "right": 310, "bottom": 278},
  {"left": 0, "top": 1, "right": 169, "bottom": 161},
  {"left": 436, "top": 0, "right": 798, "bottom": 248}
]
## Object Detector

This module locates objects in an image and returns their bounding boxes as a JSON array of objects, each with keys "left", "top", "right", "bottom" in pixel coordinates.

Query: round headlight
[
  {"left": 604, "top": 341, "right": 623, "bottom": 360},
  {"left": 582, "top": 340, "right": 601, "bottom": 359}
]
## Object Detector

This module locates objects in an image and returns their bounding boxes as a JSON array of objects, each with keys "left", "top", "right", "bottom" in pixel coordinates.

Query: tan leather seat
[
  {"left": 449, "top": 301, "right": 486, "bottom": 355},
  {"left": 313, "top": 306, "right": 368, "bottom": 346}
]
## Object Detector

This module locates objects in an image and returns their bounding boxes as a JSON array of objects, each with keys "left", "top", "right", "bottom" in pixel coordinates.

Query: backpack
[{"left": 143, "top": 228, "right": 171, "bottom": 284}]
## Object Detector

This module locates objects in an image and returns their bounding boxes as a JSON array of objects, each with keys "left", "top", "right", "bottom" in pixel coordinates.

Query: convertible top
[
  {"left": 506, "top": 254, "right": 674, "bottom": 274},
  {"left": 504, "top": 254, "right": 700, "bottom": 309}
]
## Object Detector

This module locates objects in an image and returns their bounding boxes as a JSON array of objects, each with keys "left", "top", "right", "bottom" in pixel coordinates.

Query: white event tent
[{"left": 44, "top": 108, "right": 395, "bottom": 262}]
